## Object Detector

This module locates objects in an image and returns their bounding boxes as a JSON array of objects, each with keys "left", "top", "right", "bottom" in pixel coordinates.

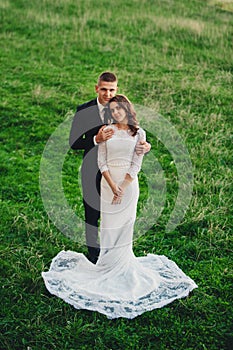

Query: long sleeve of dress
[
  {"left": 98, "top": 141, "right": 109, "bottom": 173},
  {"left": 127, "top": 128, "right": 146, "bottom": 179}
]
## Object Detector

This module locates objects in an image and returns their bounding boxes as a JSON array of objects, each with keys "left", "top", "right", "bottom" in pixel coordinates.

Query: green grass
[{"left": 1, "top": 0, "right": 232, "bottom": 349}]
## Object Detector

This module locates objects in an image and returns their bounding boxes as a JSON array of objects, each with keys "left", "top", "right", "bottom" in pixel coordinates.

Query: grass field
[{"left": 1, "top": 0, "right": 232, "bottom": 349}]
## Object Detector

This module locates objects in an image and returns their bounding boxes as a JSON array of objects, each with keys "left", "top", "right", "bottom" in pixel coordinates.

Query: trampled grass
[{"left": 1, "top": 0, "right": 232, "bottom": 349}]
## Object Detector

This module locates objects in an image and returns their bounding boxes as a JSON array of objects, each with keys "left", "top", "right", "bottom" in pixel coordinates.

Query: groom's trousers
[{"left": 81, "top": 156, "right": 101, "bottom": 257}]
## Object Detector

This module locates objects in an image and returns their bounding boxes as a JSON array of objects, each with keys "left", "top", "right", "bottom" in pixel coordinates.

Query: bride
[{"left": 42, "top": 94, "right": 197, "bottom": 319}]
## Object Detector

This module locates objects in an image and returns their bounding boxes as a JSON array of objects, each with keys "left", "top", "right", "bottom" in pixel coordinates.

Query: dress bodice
[{"left": 98, "top": 126, "right": 146, "bottom": 179}]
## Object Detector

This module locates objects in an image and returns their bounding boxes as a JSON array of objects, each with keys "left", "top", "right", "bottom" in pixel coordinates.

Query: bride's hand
[
  {"left": 111, "top": 184, "right": 123, "bottom": 204},
  {"left": 112, "top": 177, "right": 132, "bottom": 204},
  {"left": 111, "top": 183, "right": 122, "bottom": 196},
  {"left": 112, "top": 194, "right": 122, "bottom": 205}
]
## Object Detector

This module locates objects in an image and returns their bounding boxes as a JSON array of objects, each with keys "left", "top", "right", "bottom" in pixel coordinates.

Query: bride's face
[{"left": 110, "top": 102, "right": 128, "bottom": 124}]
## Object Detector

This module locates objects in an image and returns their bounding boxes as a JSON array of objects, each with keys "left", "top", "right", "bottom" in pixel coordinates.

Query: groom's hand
[
  {"left": 136, "top": 141, "right": 151, "bottom": 155},
  {"left": 96, "top": 126, "right": 114, "bottom": 143}
]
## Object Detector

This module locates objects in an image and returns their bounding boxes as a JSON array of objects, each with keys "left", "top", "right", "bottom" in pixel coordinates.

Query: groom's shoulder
[{"left": 76, "top": 98, "right": 97, "bottom": 112}]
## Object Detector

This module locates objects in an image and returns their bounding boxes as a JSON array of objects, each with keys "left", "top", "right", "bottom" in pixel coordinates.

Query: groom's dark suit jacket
[
  {"left": 69, "top": 98, "right": 103, "bottom": 157},
  {"left": 69, "top": 98, "right": 104, "bottom": 225}
]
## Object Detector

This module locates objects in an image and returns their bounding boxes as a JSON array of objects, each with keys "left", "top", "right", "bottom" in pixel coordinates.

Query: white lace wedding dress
[{"left": 42, "top": 125, "right": 197, "bottom": 319}]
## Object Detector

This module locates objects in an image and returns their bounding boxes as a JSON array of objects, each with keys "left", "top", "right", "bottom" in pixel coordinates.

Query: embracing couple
[
  {"left": 42, "top": 72, "right": 197, "bottom": 319},
  {"left": 69, "top": 71, "right": 150, "bottom": 264}
]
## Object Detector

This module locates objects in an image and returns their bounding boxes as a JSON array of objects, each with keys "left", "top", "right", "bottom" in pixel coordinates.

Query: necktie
[{"left": 103, "top": 107, "right": 110, "bottom": 125}]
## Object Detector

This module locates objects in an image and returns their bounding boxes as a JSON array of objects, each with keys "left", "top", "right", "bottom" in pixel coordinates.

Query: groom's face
[{"left": 95, "top": 81, "right": 118, "bottom": 106}]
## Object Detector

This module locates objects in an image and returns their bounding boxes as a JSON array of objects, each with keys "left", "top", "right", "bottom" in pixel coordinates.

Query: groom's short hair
[{"left": 98, "top": 72, "right": 117, "bottom": 84}]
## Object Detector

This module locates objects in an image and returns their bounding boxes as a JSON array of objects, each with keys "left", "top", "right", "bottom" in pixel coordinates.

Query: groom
[{"left": 69, "top": 72, "right": 150, "bottom": 263}]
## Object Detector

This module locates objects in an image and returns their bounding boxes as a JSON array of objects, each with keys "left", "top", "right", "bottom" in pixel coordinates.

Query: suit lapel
[{"left": 92, "top": 98, "right": 103, "bottom": 125}]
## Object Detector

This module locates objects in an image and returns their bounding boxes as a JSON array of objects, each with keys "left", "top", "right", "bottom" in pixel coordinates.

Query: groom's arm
[
  {"left": 70, "top": 103, "right": 100, "bottom": 150},
  {"left": 69, "top": 105, "right": 89, "bottom": 150}
]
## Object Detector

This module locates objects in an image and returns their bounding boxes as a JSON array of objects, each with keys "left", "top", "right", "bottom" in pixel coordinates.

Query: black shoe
[
  {"left": 87, "top": 254, "right": 99, "bottom": 264},
  {"left": 87, "top": 246, "right": 100, "bottom": 264}
]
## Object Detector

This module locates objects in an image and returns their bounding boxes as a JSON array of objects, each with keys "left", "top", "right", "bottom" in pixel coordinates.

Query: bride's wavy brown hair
[{"left": 108, "top": 94, "right": 139, "bottom": 136}]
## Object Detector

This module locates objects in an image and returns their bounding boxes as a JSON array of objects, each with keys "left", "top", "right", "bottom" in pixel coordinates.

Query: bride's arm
[
  {"left": 102, "top": 171, "right": 122, "bottom": 197},
  {"left": 97, "top": 141, "right": 122, "bottom": 198},
  {"left": 127, "top": 128, "right": 146, "bottom": 180},
  {"left": 112, "top": 129, "right": 146, "bottom": 204}
]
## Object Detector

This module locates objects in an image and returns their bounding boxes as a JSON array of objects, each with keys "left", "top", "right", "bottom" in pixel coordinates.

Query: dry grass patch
[
  {"left": 209, "top": 0, "right": 233, "bottom": 12},
  {"left": 31, "top": 84, "right": 58, "bottom": 101},
  {"left": 152, "top": 16, "right": 205, "bottom": 36},
  {"left": 0, "top": 0, "right": 10, "bottom": 9}
]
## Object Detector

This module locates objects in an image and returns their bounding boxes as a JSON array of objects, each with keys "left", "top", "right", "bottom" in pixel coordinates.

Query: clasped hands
[{"left": 111, "top": 180, "right": 129, "bottom": 205}]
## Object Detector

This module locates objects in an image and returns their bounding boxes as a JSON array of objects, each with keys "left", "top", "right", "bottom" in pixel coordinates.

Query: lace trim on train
[{"left": 43, "top": 253, "right": 197, "bottom": 319}]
